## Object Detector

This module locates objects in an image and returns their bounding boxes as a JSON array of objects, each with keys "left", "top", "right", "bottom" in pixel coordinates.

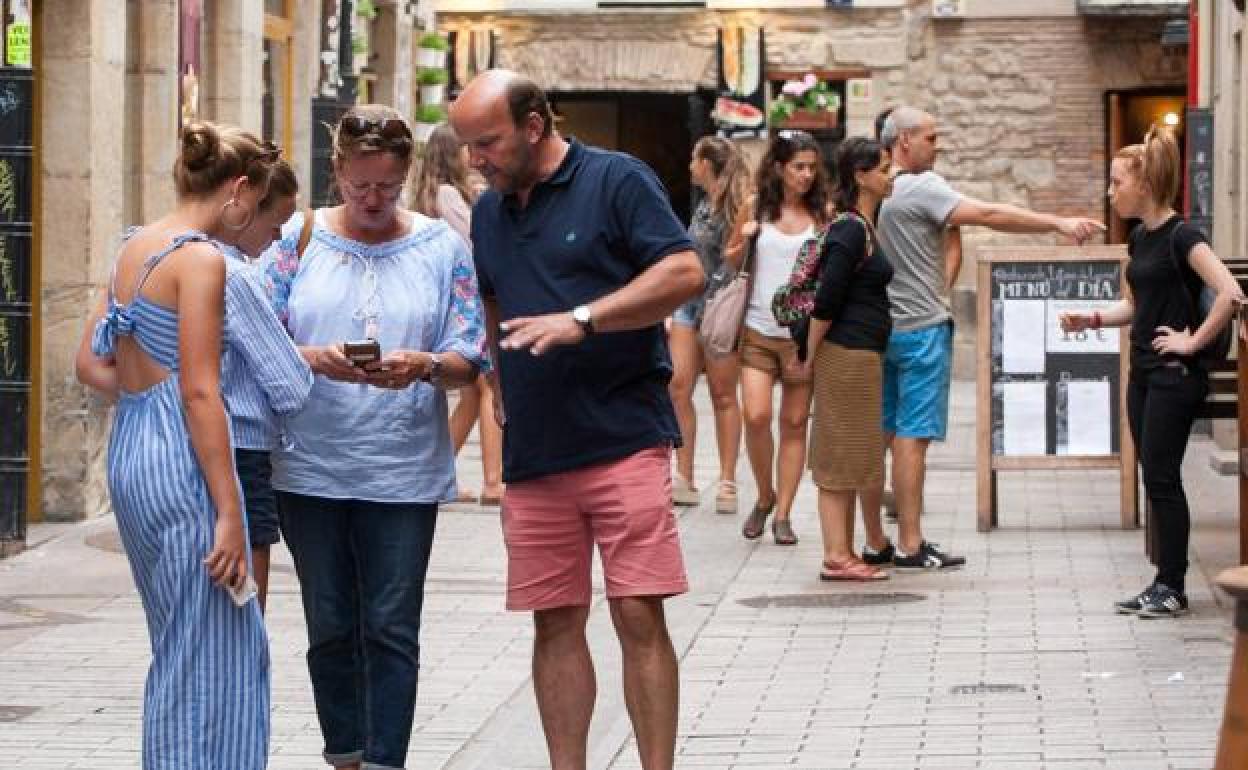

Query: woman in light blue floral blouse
[{"left": 257, "top": 105, "right": 487, "bottom": 770}]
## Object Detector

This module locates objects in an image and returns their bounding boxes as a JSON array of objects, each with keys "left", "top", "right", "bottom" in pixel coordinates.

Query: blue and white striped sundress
[{"left": 92, "top": 232, "right": 270, "bottom": 770}]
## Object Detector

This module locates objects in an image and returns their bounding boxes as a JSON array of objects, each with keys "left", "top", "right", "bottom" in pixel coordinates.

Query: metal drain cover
[
  {"left": 0, "top": 705, "right": 38, "bottom": 723},
  {"left": 950, "top": 683, "right": 1029, "bottom": 696},
  {"left": 737, "top": 592, "right": 926, "bottom": 609}
]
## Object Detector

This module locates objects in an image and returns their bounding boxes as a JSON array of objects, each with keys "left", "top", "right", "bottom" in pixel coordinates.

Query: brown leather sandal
[
  {"left": 772, "top": 518, "right": 798, "bottom": 545},
  {"left": 742, "top": 499, "right": 774, "bottom": 540}
]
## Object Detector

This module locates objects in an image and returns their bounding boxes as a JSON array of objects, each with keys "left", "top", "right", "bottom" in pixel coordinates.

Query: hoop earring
[{"left": 222, "top": 198, "right": 254, "bottom": 232}]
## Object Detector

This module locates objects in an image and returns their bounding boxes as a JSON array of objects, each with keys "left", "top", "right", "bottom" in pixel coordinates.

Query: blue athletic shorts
[{"left": 882, "top": 321, "right": 953, "bottom": 440}]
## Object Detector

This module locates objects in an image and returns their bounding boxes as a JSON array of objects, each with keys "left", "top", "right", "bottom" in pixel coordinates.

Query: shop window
[{"left": 262, "top": 1, "right": 294, "bottom": 152}]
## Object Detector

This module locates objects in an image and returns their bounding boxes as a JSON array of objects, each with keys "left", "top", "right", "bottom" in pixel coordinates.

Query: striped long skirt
[
  {"left": 808, "top": 342, "right": 886, "bottom": 491},
  {"left": 107, "top": 377, "right": 269, "bottom": 770}
]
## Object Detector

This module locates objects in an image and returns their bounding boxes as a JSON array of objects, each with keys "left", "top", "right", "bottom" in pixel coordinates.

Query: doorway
[
  {"left": 1106, "top": 88, "right": 1187, "bottom": 243},
  {"left": 550, "top": 92, "right": 700, "bottom": 223}
]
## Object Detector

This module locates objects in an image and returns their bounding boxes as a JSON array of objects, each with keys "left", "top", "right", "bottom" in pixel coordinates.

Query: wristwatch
[
  {"left": 572, "top": 304, "right": 595, "bottom": 336},
  {"left": 423, "top": 352, "right": 443, "bottom": 384}
]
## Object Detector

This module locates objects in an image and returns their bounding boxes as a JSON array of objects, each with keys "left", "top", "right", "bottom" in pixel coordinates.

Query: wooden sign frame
[{"left": 976, "top": 247, "right": 1138, "bottom": 532}]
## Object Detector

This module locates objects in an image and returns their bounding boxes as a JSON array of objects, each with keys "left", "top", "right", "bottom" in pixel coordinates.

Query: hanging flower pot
[
  {"left": 777, "top": 108, "right": 839, "bottom": 131},
  {"left": 417, "top": 68, "right": 449, "bottom": 106},
  {"left": 768, "top": 73, "right": 842, "bottom": 131},
  {"left": 421, "top": 83, "right": 446, "bottom": 105},
  {"left": 413, "top": 104, "right": 447, "bottom": 144},
  {"left": 417, "top": 33, "right": 449, "bottom": 69}
]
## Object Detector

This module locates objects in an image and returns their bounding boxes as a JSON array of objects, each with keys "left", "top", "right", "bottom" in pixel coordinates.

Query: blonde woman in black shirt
[{"left": 1061, "top": 125, "right": 1242, "bottom": 617}]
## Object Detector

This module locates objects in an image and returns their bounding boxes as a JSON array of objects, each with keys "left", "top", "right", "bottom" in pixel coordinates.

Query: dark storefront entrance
[
  {"left": 1106, "top": 87, "right": 1187, "bottom": 243},
  {"left": 550, "top": 91, "right": 710, "bottom": 224},
  {"left": 0, "top": 0, "right": 33, "bottom": 555}
]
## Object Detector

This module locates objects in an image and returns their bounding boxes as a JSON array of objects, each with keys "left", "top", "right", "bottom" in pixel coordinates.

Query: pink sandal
[{"left": 820, "top": 557, "right": 889, "bottom": 582}]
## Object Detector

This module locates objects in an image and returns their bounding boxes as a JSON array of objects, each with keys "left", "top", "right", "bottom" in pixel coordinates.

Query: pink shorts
[{"left": 501, "top": 445, "right": 689, "bottom": 611}]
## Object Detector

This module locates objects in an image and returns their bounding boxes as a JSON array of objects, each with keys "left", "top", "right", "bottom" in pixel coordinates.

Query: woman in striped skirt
[
  {"left": 77, "top": 123, "right": 285, "bottom": 768},
  {"left": 803, "top": 137, "right": 896, "bottom": 581}
]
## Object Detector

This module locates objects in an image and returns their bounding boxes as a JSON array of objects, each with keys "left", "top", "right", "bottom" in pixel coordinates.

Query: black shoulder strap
[{"left": 1165, "top": 222, "right": 1201, "bottom": 329}]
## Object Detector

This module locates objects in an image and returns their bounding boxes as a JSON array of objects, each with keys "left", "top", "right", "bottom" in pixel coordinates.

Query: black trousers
[{"left": 1127, "top": 364, "right": 1208, "bottom": 593}]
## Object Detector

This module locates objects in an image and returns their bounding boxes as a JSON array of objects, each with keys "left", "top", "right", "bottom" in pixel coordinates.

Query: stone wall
[
  {"left": 909, "top": 14, "right": 1185, "bottom": 274},
  {"left": 40, "top": 0, "right": 129, "bottom": 520},
  {"left": 441, "top": 5, "right": 1184, "bottom": 275}
]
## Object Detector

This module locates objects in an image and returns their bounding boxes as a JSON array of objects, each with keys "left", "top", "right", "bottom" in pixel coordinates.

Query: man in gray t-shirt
[{"left": 868, "top": 106, "right": 1103, "bottom": 571}]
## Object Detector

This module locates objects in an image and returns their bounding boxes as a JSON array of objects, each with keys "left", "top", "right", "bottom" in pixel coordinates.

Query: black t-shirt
[
  {"left": 1126, "top": 215, "right": 1209, "bottom": 371},
  {"left": 811, "top": 217, "right": 894, "bottom": 352},
  {"left": 471, "top": 140, "right": 694, "bottom": 483}
]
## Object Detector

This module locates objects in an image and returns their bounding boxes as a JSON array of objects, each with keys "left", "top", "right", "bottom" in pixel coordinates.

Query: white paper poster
[
  {"left": 1064, "top": 379, "right": 1112, "bottom": 456},
  {"left": 1002, "top": 300, "right": 1047, "bottom": 374},
  {"left": 1046, "top": 299, "right": 1119, "bottom": 354},
  {"left": 1002, "top": 382, "right": 1047, "bottom": 456}
]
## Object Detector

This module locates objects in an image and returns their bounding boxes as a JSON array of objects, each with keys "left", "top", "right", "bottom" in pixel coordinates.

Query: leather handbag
[{"left": 699, "top": 229, "right": 758, "bottom": 357}]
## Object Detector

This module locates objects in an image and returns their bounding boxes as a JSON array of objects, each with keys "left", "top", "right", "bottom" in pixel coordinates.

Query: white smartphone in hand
[{"left": 227, "top": 575, "right": 258, "bottom": 607}]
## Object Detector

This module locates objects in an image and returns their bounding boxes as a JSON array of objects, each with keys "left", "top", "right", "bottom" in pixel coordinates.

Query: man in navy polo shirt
[{"left": 451, "top": 70, "right": 703, "bottom": 770}]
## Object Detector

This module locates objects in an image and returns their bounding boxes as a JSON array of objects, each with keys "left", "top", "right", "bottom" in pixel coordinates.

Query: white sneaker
[{"left": 672, "top": 475, "right": 700, "bottom": 506}]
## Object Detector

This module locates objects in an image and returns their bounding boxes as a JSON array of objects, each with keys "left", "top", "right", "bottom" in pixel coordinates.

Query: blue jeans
[{"left": 277, "top": 492, "right": 438, "bottom": 770}]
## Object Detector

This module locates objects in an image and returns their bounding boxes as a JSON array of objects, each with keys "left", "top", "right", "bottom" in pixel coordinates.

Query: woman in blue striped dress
[{"left": 78, "top": 123, "right": 284, "bottom": 769}]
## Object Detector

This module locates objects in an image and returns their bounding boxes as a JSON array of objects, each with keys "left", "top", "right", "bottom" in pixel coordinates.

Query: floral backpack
[{"left": 771, "top": 210, "right": 874, "bottom": 330}]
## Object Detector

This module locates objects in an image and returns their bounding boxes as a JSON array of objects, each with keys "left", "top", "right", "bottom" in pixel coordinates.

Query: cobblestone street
[{"left": 0, "top": 382, "right": 1240, "bottom": 769}]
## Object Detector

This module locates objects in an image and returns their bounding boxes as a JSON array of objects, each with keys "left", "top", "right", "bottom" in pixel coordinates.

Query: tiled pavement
[{"left": 0, "top": 381, "right": 1239, "bottom": 769}]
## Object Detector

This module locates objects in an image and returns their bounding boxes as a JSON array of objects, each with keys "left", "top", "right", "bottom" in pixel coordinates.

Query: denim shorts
[
  {"left": 672, "top": 295, "right": 705, "bottom": 327},
  {"left": 882, "top": 321, "right": 953, "bottom": 440},
  {"left": 235, "top": 449, "right": 280, "bottom": 547}
]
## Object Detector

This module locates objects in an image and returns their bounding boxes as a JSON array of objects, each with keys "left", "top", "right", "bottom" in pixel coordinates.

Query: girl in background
[
  {"left": 668, "top": 137, "right": 752, "bottom": 514},
  {"left": 411, "top": 122, "right": 504, "bottom": 505},
  {"left": 733, "top": 130, "right": 829, "bottom": 545}
]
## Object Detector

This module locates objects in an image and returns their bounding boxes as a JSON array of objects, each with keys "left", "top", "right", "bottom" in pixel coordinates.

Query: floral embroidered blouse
[{"left": 256, "top": 209, "right": 489, "bottom": 503}]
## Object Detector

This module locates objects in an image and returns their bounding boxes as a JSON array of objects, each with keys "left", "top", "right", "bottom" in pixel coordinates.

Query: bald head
[
  {"left": 451, "top": 69, "right": 555, "bottom": 140},
  {"left": 449, "top": 69, "right": 560, "bottom": 197},
  {"left": 879, "top": 106, "right": 931, "bottom": 149},
  {"left": 880, "top": 106, "right": 938, "bottom": 173}
]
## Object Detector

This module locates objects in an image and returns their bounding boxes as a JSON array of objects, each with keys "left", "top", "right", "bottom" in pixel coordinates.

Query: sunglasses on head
[
  {"left": 776, "top": 129, "right": 812, "bottom": 143},
  {"left": 340, "top": 115, "right": 412, "bottom": 141},
  {"left": 257, "top": 140, "right": 282, "bottom": 162}
]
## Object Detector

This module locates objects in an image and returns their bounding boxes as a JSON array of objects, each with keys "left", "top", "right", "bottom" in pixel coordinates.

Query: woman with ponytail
[
  {"left": 74, "top": 122, "right": 286, "bottom": 767},
  {"left": 1062, "top": 125, "right": 1243, "bottom": 617},
  {"left": 669, "top": 136, "right": 752, "bottom": 513},
  {"left": 804, "top": 137, "right": 895, "bottom": 581}
]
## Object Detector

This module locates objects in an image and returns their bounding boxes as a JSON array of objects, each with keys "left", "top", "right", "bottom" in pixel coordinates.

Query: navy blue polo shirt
[{"left": 471, "top": 139, "right": 694, "bottom": 483}]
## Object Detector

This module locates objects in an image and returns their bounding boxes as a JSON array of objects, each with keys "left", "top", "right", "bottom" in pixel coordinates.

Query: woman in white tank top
[{"left": 728, "top": 130, "right": 830, "bottom": 546}]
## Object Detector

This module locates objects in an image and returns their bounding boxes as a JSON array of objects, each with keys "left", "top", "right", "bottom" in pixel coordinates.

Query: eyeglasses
[
  {"left": 341, "top": 178, "right": 406, "bottom": 199},
  {"left": 339, "top": 115, "right": 413, "bottom": 141}
]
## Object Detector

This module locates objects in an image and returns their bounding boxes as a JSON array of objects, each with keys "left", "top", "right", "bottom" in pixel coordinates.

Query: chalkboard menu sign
[{"left": 975, "top": 248, "right": 1138, "bottom": 532}]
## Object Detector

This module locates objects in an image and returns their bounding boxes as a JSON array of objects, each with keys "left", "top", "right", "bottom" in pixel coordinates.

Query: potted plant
[
  {"left": 417, "top": 33, "right": 449, "bottom": 69},
  {"left": 413, "top": 103, "right": 447, "bottom": 143},
  {"left": 769, "top": 73, "right": 842, "bottom": 130},
  {"left": 418, "top": 67, "right": 449, "bottom": 106}
]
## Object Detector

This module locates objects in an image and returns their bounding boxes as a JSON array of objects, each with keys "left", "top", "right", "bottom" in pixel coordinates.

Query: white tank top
[{"left": 745, "top": 222, "right": 816, "bottom": 338}]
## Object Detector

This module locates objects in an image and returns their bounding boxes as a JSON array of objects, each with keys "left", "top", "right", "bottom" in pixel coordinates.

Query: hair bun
[{"left": 180, "top": 123, "right": 221, "bottom": 172}]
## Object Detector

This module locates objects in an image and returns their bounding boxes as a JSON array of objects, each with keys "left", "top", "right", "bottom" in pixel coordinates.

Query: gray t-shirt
[{"left": 878, "top": 171, "right": 962, "bottom": 331}]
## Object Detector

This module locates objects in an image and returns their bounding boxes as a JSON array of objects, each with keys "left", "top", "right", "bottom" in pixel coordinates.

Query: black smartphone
[{"left": 343, "top": 339, "right": 381, "bottom": 367}]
